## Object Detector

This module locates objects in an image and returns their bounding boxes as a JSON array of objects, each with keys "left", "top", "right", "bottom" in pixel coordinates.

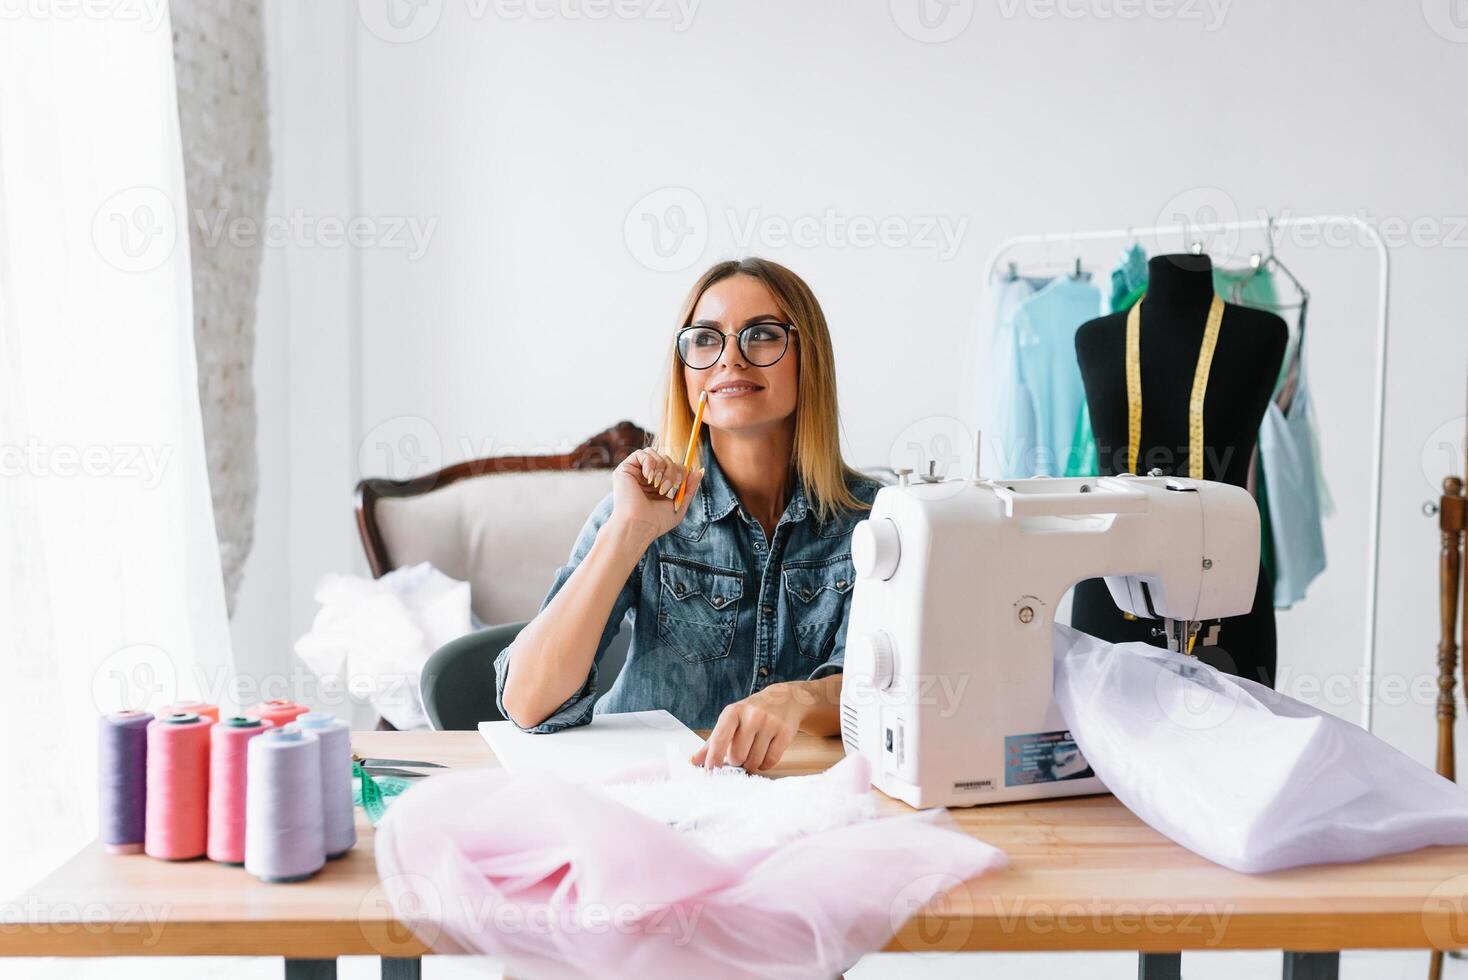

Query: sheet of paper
[{"left": 478, "top": 709, "right": 704, "bottom": 782}]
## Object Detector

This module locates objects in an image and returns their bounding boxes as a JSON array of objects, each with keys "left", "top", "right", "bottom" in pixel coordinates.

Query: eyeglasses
[{"left": 676, "top": 321, "right": 797, "bottom": 370}]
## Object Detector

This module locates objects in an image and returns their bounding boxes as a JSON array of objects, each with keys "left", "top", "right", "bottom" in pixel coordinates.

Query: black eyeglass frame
[{"left": 674, "top": 321, "right": 799, "bottom": 370}]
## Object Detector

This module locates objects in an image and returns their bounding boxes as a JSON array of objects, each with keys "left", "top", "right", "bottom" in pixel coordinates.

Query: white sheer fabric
[{"left": 0, "top": 10, "right": 234, "bottom": 895}]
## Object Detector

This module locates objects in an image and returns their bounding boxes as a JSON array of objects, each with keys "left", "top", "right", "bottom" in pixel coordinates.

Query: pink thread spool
[
  {"left": 144, "top": 712, "right": 214, "bottom": 860},
  {"left": 245, "top": 699, "right": 308, "bottom": 728},
  {"left": 207, "top": 716, "right": 272, "bottom": 864},
  {"left": 160, "top": 701, "right": 220, "bottom": 723}
]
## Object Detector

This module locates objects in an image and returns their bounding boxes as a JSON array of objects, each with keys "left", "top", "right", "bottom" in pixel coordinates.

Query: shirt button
[
  {"left": 836, "top": 579, "right": 848, "bottom": 590},
  {"left": 758, "top": 666, "right": 770, "bottom": 677},
  {"left": 712, "top": 596, "right": 724, "bottom": 607},
  {"left": 762, "top": 604, "right": 774, "bottom": 616}
]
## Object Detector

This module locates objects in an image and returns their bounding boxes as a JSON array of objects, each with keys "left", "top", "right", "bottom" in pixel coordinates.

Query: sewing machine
[{"left": 839, "top": 470, "right": 1260, "bottom": 809}]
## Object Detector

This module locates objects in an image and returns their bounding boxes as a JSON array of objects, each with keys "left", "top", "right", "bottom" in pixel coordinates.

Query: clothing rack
[{"left": 983, "top": 214, "right": 1392, "bottom": 732}]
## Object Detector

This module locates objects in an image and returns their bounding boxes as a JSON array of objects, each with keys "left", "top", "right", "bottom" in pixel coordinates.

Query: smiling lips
[{"left": 707, "top": 380, "right": 764, "bottom": 397}]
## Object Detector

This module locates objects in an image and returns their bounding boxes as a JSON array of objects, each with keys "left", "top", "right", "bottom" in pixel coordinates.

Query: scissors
[{"left": 352, "top": 753, "right": 446, "bottom": 779}]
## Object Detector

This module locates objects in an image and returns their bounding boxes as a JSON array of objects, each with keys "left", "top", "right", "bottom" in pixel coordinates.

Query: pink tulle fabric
[{"left": 373, "top": 754, "right": 1007, "bottom": 979}]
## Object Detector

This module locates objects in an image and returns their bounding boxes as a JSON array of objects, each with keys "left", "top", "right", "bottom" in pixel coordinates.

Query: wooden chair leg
[{"left": 1437, "top": 477, "right": 1464, "bottom": 782}]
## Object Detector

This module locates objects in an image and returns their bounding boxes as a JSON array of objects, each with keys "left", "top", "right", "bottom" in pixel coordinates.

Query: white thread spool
[
  {"left": 244, "top": 726, "right": 325, "bottom": 883},
  {"left": 297, "top": 712, "right": 357, "bottom": 859}
]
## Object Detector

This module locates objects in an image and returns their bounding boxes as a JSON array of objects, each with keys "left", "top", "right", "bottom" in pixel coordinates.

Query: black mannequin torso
[{"left": 1071, "top": 254, "right": 1287, "bottom": 687}]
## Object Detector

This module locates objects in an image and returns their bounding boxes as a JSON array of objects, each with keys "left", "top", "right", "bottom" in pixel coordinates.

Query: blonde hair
[{"left": 657, "top": 257, "right": 870, "bottom": 523}]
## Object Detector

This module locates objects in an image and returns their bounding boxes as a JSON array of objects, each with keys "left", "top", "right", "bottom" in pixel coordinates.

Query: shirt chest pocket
[
  {"left": 656, "top": 559, "right": 744, "bottom": 665},
  {"left": 782, "top": 558, "right": 855, "bottom": 663}
]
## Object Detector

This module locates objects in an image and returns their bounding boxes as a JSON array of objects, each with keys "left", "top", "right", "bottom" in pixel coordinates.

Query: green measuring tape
[{"left": 352, "top": 760, "right": 410, "bottom": 826}]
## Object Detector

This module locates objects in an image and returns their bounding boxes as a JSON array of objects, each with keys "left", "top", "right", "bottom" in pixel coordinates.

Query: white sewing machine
[{"left": 839, "top": 469, "right": 1260, "bottom": 809}]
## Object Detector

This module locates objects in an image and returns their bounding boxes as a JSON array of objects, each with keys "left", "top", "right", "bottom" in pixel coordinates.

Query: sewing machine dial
[
  {"left": 845, "top": 630, "right": 896, "bottom": 691},
  {"left": 852, "top": 517, "right": 901, "bottom": 581}
]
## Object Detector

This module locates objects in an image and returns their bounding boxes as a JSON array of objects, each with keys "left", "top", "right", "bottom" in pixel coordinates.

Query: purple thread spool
[
  {"left": 99, "top": 710, "right": 153, "bottom": 854},
  {"left": 244, "top": 725, "right": 325, "bottom": 884}
]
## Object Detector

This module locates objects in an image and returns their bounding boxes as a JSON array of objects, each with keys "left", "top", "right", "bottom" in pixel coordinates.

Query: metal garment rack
[{"left": 982, "top": 214, "right": 1392, "bottom": 732}]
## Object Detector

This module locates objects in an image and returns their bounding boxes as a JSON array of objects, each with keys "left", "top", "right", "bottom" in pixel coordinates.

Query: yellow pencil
[{"left": 672, "top": 390, "right": 707, "bottom": 509}]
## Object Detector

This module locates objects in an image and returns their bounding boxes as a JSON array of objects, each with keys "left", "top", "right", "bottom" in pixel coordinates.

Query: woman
[{"left": 497, "top": 257, "right": 879, "bottom": 773}]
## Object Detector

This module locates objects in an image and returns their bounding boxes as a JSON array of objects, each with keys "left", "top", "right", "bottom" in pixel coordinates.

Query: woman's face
[{"left": 681, "top": 274, "right": 799, "bottom": 434}]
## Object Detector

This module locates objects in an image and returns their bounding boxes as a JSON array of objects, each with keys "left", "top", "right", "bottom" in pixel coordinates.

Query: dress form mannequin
[{"left": 1071, "top": 254, "right": 1287, "bottom": 688}]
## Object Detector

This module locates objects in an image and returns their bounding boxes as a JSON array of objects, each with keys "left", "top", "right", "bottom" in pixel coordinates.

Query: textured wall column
[{"left": 170, "top": 0, "right": 272, "bottom": 613}]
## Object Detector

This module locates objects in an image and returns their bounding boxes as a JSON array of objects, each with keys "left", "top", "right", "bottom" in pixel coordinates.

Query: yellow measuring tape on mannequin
[
  {"left": 1123, "top": 294, "right": 1225, "bottom": 651},
  {"left": 1125, "top": 295, "right": 1225, "bottom": 479}
]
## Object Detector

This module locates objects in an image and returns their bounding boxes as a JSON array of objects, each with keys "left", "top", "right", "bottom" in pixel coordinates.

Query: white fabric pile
[
  {"left": 1054, "top": 623, "right": 1468, "bottom": 873},
  {"left": 294, "top": 562, "right": 474, "bottom": 729}
]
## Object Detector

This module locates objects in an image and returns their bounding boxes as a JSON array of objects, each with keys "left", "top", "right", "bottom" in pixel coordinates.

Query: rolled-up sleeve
[
  {"left": 494, "top": 492, "right": 641, "bottom": 733},
  {"left": 807, "top": 601, "right": 850, "bottom": 682}
]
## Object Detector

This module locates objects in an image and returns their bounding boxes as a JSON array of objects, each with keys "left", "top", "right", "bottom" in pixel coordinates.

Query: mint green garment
[
  {"left": 980, "top": 276, "right": 1040, "bottom": 478},
  {"left": 1214, "top": 264, "right": 1331, "bottom": 608},
  {"left": 1064, "top": 246, "right": 1147, "bottom": 478},
  {"left": 1011, "top": 277, "right": 1102, "bottom": 476}
]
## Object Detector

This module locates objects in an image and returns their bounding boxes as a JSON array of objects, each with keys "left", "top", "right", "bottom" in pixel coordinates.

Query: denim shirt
[{"left": 495, "top": 436, "right": 881, "bottom": 732}]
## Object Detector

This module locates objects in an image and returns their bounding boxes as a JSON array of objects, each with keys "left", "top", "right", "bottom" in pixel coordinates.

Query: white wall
[{"left": 241, "top": 0, "right": 1468, "bottom": 765}]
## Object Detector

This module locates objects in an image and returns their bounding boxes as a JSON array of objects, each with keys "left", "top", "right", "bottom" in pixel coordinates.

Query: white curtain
[{"left": 0, "top": 10, "right": 235, "bottom": 895}]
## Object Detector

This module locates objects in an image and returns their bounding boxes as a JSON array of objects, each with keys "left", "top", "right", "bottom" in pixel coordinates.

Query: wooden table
[{"left": 7, "top": 731, "right": 1468, "bottom": 980}]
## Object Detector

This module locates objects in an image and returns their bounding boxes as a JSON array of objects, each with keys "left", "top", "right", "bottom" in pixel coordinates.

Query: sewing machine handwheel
[
  {"left": 852, "top": 518, "right": 900, "bottom": 580},
  {"left": 846, "top": 630, "right": 895, "bottom": 691}
]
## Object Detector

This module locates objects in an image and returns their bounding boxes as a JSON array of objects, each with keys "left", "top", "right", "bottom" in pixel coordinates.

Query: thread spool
[
  {"left": 159, "top": 701, "right": 220, "bottom": 723},
  {"left": 245, "top": 699, "right": 308, "bottom": 728},
  {"left": 297, "top": 712, "right": 357, "bottom": 859},
  {"left": 99, "top": 710, "right": 153, "bottom": 854},
  {"left": 207, "top": 717, "right": 273, "bottom": 864},
  {"left": 245, "top": 726, "right": 325, "bottom": 883},
  {"left": 144, "top": 712, "right": 213, "bottom": 860}
]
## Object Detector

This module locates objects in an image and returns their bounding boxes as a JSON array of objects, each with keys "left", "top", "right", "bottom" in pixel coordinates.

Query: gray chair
[{"left": 419, "top": 619, "right": 633, "bottom": 731}]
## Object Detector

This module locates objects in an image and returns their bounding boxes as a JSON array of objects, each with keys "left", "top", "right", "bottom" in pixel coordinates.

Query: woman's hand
[
  {"left": 691, "top": 682, "right": 811, "bottom": 773},
  {"left": 610, "top": 448, "right": 704, "bottom": 540}
]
